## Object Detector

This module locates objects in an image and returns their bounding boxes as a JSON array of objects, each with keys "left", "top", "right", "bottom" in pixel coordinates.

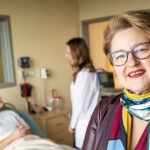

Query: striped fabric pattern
[{"left": 107, "top": 89, "right": 150, "bottom": 150}]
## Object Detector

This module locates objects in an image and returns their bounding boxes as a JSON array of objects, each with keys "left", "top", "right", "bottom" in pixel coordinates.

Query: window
[{"left": 0, "top": 15, "right": 16, "bottom": 88}]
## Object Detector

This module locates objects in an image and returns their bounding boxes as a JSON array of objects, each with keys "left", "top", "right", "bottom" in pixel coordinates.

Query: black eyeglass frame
[{"left": 107, "top": 41, "right": 150, "bottom": 66}]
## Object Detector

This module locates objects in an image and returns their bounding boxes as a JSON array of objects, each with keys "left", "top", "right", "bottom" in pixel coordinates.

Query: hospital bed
[
  {"left": 0, "top": 103, "right": 77, "bottom": 150},
  {"left": 1, "top": 102, "right": 45, "bottom": 138}
]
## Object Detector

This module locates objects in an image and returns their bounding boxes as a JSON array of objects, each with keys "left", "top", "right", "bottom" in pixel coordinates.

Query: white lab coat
[{"left": 70, "top": 68, "right": 100, "bottom": 148}]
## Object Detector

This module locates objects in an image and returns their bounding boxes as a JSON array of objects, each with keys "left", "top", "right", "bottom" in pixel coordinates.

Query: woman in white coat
[{"left": 65, "top": 37, "right": 100, "bottom": 149}]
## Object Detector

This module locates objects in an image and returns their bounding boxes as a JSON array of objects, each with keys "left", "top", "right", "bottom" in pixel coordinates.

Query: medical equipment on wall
[
  {"left": 18, "top": 57, "right": 32, "bottom": 113},
  {"left": 18, "top": 57, "right": 31, "bottom": 68},
  {"left": 20, "top": 83, "right": 32, "bottom": 97},
  {"left": 40, "top": 67, "right": 49, "bottom": 107},
  {"left": 18, "top": 57, "right": 52, "bottom": 113}
]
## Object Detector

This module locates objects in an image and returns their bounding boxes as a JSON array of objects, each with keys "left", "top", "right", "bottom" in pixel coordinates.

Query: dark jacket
[{"left": 82, "top": 94, "right": 122, "bottom": 150}]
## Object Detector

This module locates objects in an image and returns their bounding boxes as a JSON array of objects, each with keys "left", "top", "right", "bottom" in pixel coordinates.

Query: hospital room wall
[
  {"left": 79, "top": 0, "right": 150, "bottom": 21},
  {"left": 0, "top": 0, "right": 150, "bottom": 112},
  {"left": 0, "top": 0, "right": 79, "bottom": 112}
]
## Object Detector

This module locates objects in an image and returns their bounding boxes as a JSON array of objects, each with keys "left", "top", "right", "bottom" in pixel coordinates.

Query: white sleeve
[{"left": 70, "top": 71, "right": 96, "bottom": 129}]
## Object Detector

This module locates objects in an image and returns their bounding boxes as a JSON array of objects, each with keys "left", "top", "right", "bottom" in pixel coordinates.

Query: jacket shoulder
[
  {"left": 82, "top": 94, "right": 122, "bottom": 150},
  {"left": 92, "top": 94, "right": 121, "bottom": 121},
  {"left": 100, "top": 94, "right": 121, "bottom": 108}
]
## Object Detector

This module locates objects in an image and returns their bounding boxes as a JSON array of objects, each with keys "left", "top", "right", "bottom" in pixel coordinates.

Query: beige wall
[
  {"left": 1, "top": 0, "right": 150, "bottom": 112},
  {"left": 0, "top": 0, "right": 79, "bottom": 112},
  {"left": 79, "top": 0, "right": 150, "bottom": 21},
  {"left": 79, "top": 0, "right": 150, "bottom": 41}
]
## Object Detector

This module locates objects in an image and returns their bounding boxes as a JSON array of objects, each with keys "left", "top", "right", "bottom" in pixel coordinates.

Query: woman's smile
[{"left": 127, "top": 69, "right": 145, "bottom": 78}]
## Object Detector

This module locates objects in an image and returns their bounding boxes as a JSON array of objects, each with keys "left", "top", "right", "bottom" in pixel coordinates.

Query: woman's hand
[
  {"left": 68, "top": 124, "right": 75, "bottom": 133},
  {"left": 11, "top": 122, "right": 31, "bottom": 141}
]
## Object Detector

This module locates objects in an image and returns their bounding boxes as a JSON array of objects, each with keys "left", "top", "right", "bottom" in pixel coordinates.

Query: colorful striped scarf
[{"left": 107, "top": 89, "right": 150, "bottom": 150}]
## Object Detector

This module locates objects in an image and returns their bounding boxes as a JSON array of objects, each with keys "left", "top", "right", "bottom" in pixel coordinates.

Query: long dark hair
[{"left": 66, "top": 37, "right": 95, "bottom": 81}]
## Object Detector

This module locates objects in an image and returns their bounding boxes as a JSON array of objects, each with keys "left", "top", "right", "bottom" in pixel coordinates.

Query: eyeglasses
[{"left": 107, "top": 42, "right": 150, "bottom": 66}]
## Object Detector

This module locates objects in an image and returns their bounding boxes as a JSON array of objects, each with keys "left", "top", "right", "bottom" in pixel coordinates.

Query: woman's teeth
[{"left": 129, "top": 71, "right": 144, "bottom": 77}]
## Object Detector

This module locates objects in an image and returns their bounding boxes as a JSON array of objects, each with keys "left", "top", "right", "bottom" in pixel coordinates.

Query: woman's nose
[{"left": 126, "top": 53, "right": 140, "bottom": 66}]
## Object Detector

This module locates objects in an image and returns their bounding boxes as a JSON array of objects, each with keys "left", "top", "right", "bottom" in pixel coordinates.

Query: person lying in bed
[
  {"left": 0, "top": 98, "right": 77, "bottom": 150},
  {"left": 0, "top": 98, "right": 31, "bottom": 150}
]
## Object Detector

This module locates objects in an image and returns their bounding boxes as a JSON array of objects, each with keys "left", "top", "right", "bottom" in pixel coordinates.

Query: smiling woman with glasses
[{"left": 82, "top": 10, "right": 150, "bottom": 150}]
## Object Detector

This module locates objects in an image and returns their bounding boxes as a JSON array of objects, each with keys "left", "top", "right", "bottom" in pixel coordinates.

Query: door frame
[
  {"left": 81, "top": 15, "right": 113, "bottom": 45},
  {"left": 81, "top": 9, "right": 150, "bottom": 44}
]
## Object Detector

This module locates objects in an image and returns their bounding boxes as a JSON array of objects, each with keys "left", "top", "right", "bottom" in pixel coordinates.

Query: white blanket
[{"left": 4, "top": 135, "right": 76, "bottom": 150}]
